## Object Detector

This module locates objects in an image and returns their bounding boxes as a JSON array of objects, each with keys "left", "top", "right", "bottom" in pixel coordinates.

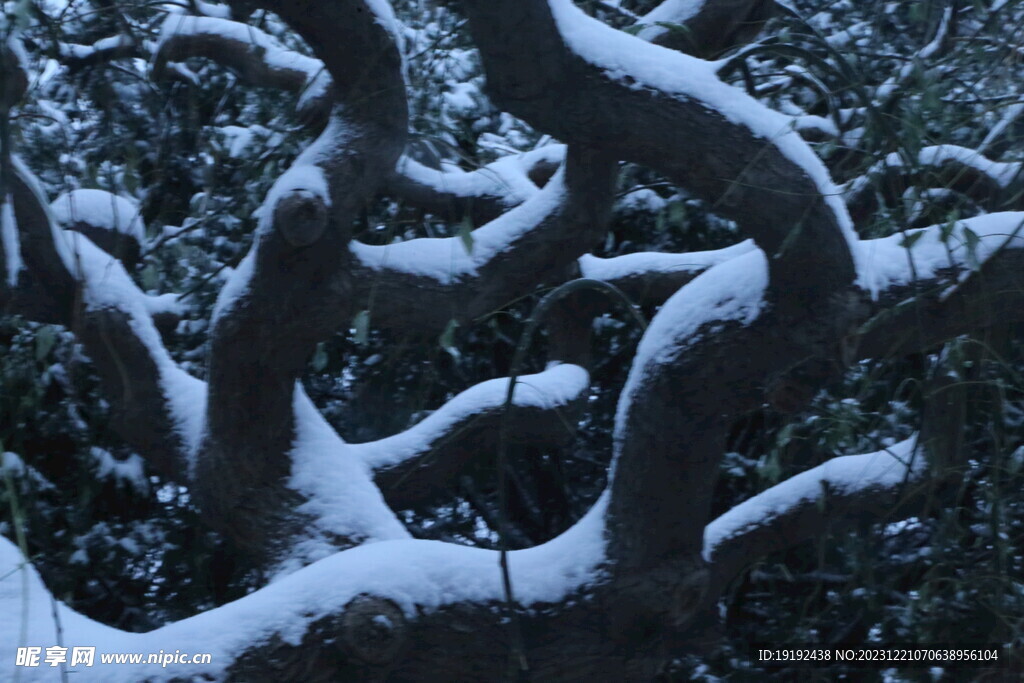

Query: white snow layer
[
  {"left": 1, "top": 491, "right": 609, "bottom": 681},
  {"left": 396, "top": 144, "right": 564, "bottom": 209},
  {"left": 547, "top": 0, "right": 862, "bottom": 272},
  {"left": 58, "top": 230, "right": 207, "bottom": 463},
  {"left": 352, "top": 163, "right": 568, "bottom": 283},
  {"left": 1, "top": 195, "right": 22, "bottom": 287},
  {"left": 635, "top": 0, "right": 705, "bottom": 43},
  {"left": 612, "top": 248, "right": 769, "bottom": 446},
  {"left": 893, "top": 145, "right": 1020, "bottom": 188},
  {"left": 858, "top": 212, "right": 1024, "bottom": 294},
  {"left": 213, "top": 118, "right": 345, "bottom": 321},
  {"left": 703, "top": 436, "right": 923, "bottom": 561},
  {"left": 280, "top": 386, "right": 411, "bottom": 574},
  {"left": 350, "top": 363, "right": 590, "bottom": 471},
  {"left": 8, "top": 158, "right": 205, "bottom": 465},
  {"left": 579, "top": 239, "right": 756, "bottom": 281},
  {"left": 50, "top": 190, "right": 145, "bottom": 241},
  {"left": 156, "top": 15, "right": 323, "bottom": 83}
]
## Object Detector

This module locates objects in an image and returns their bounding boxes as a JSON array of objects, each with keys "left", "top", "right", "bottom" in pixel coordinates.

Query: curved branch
[
  {"left": 2, "top": 159, "right": 200, "bottom": 481},
  {"left": 197, "top": 0, "right": 407, "bottom": 563},
  {"left": 353, "top": 364, "right": 589, "bottom": 510},
  {"left": 153, "top": 14, "right": 334, "bottom": 127},
  {"left": 383, "top": 145, "right": 564, "bottom": 225},
  {"left": 461, "top": 0, "right": 856, "bottom": 309},
  {"left": 349, "top": 146, "right": 617, "bottom": 334},
  {"left": 57, "top": 34, "right": 139, "bottom": 72},
  {"left": 50, "top": 189, "right": 145, "bottom": 268},
  {"left": 635, "top": 0, "right": 778, "bottom": 58},
  {"left": 153, "top": 11, "right": 564, "bottom": 223},
  {"left": 845, "top": 145, "right": 1024, "bottom": 228},
  {"left": 578, "top": 239, "right": 758, "bottom": 307},
  {"left": 0, "top": 495, "right": 638, "bottom": 681},
  {"left": 703, "top": 436, "right": 926, "bottom": 596}
]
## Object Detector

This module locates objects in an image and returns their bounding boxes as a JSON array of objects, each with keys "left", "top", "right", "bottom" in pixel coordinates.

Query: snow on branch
[
  {"left": 3, "top": 158, "right": 201, "bottom": 480},
  {"left": 0, "top": 489, "right": 610, "bottom": 680},
  {"left": 579, "top": 239, "right": 758, "bottom": 306},
  {"left": 153, "top": 14, "right": 333, "bottom": 126},
  {"left": 349, "top": 146, "right": 617, "bottom": 334},
  {"left": 857, "top": 211, "right": 1024, "bottom": 297},
  {"left": 57, "top": 34, "right": 138, "bottom": 71},
  {"left": 155, "top": 15, "right": 324, "bottom": 87},
  {"left": 613, "top": 248, "right": 769, "bottom": 446},
  {"left": 703, "top": 436, "right": 925, "bottom": 588},
  {"left": 196, "top": 0, "right": 409, "bottom": 564},
  {"left": 353, "top": 364, "right": 589, "bottom": 472},
  {"left": 845, "top": 145, "right": 1024, "bottom": 228},
  {"left": 51, "top": 190, "right": 145, "bottom": 241},
  {"left": 462, "top": 0, "right": 857, "bottom": 308},
  {"left": 384, "top": 145, "right": 564, "bottom": 225},
  {"left": 599, "top": 206, "right": 1024, "bottom": 572},
  {"left": 50, "top": 189, "right": 146, "bottom": 267},
  {"left": 634, "top": 0, "right": 778, "bottom": 57},
  {"left": 357, "top": 364, "right": 589, "bottom": 510},
  {"left": 0, "top": 194, "right": 21, "bottom": 288}
]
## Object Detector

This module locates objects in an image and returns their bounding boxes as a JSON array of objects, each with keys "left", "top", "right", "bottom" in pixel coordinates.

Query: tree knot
[
  {"left": 339, "top": 595, "right": 407, "bottom": 665},
  {"left": 274, "top": 190, "right": 328, "bottom": 247}
]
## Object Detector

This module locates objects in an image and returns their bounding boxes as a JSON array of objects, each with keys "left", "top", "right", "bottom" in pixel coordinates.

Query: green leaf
[
  {"left": 352, "top": 310, "right": 370, "bottom": 346},
  {"left": 656, "top": 21, "right": 691, "bottom": 37},
  {"left": 458, "top": 216, "right": 474, "bottom": 255},
  {"left": 1008, "top": 447, "right": 1024, "bottom": 476},
  {"left": 940, "top": 217, "right": 957, "bottom": 243},
  {"left": 439, "top": 318, "right": 458, "bottom": 351},
  {"left": 668, "top": 201, "right": 685, "bottom": 227},
  {"left": 35, "top": 326, "right": 57, "bottom": 362},
  {"left": 962, "top": 226, "right": 981, "bottom": 269},
  {"left": 439, "top": 319, "right": 461, "bottom": 360},
  {"left": 310, "top": 342, "right": 328, "bottom": 373},
  {"left": 900, "top": 230, "right": 925, "bottom": 250},
  {"left": 140, "top": 264, "right": 160, "bottom": 291}
]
